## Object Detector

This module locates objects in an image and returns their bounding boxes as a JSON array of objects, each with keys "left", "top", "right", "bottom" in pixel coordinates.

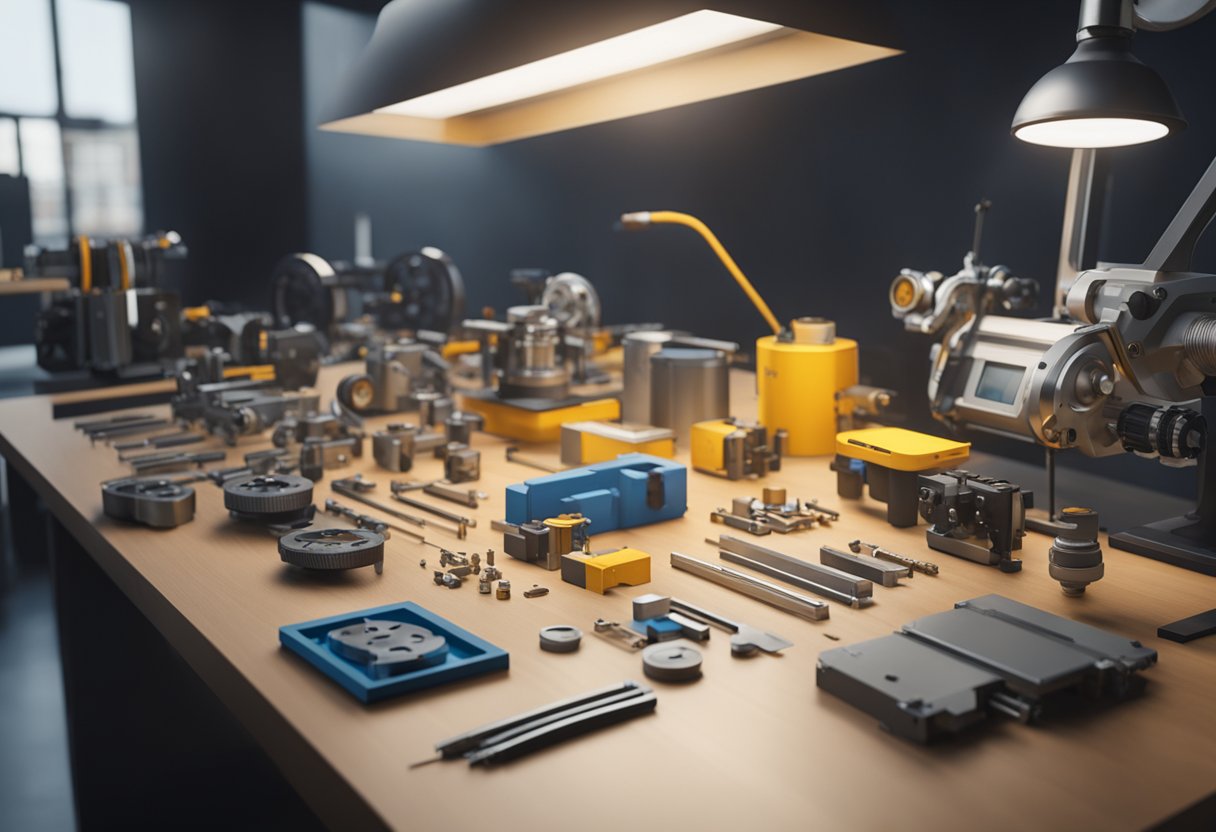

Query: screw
[
  {"left": 1152, "top": 286, "right": 1167, "bottom": 300},
  {"left": 1128, "top": 342, "right": 1143, "bottom": 358}
]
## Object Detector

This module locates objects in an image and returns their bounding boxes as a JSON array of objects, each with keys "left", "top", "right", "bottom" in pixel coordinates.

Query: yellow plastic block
[
  {"left": 560, "top": 421, "right": 675, "bottom": 465},
  {"left": 459, "top": 396, "right": 620, "bottom": 442},
  {"left": 690, "top": 419, "right": 736, "bottom": 475},
  {"left": 835, "top": 426, "right": 970, "bottom": 472},
  {"left": 560, "top": 547, "right": 651, "bottom": 594}
]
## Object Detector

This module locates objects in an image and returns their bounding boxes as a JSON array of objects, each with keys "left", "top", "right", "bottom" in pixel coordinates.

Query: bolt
[
  {"left": 1128, "top": 342, "right": 1143, "bottom": 358},
  {"left": 1152, "top": 286, "right": 1167, "bottom": 300}
]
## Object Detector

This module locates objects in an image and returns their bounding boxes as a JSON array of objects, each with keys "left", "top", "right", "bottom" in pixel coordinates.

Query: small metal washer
[
  {"left": 642, "top": 643, "right": 703, "bottom": 682},
  {"left": 539, "top": 625, "right": 583, "bottom": 653}
]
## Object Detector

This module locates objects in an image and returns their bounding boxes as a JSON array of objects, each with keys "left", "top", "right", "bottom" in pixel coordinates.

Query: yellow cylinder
[{"left": 756, "top": 334, "right": 858, "bottom": 456}]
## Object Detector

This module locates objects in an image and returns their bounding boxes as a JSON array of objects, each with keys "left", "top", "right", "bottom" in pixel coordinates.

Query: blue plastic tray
[{"left": 279, "top": 601, "right": 508, "bottom": 703}]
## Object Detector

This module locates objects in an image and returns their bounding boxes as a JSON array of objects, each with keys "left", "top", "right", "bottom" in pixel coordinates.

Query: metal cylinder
[
  {"left": 1183, "top": 314, "right": 1216, "bottom": 375},
  {"left": 1048, "top": 507, "right": 1104, "bottom": 596},
  {"left": 649, "top": 348, "right": 730, "bottom": 445},
  {"left": 622, "top": 330, "right": 675, "bottom": 424},
  {"left": 500, "top": 305, "right": 567, "bottom": 399}
]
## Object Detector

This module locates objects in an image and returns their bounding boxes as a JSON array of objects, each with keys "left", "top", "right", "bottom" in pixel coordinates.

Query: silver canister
[
  {"left": 622, "top": 330, "right": 675, "bottom": 424},
  {"left": 649, "top": 348, "right": 730, "bottom": 445}
]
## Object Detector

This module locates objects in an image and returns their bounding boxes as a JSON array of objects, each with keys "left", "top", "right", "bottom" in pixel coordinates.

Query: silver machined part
[
  {"left": 278, "top": 528, "right": 385, "bottom": 573},
  {"left": 670, "top": 551, "right": 831, "bottom": 621},
  {"left": 668, "top": 598, "right": 792, "bottom": 656},
  {"left": 1049, "top": 507, "right": 1105, "bottom": 595},
  {"left": 820, "top": 546, "right": 911, "bottom": 586},
  {"left": 641, "top": 643, "right": 702, "bottom": 683},
  {"left": 631, "top": 593, "right": 671, "bottom": 620},
  {"left": 539, "top": 625, "right": 582, "bottom": 653},
  {"left": 715, "top": 536, "right": 873, "bottom": 608},
  {"left": 849, "top": 539, "right": 939, "bottom": 576},
  {"left": 102, "top": 478, "right": 196, "bottom": 528}
]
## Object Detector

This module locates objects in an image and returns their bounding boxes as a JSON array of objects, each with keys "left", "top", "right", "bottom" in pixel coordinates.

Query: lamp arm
[{"left": 1141, "top": 152, "right": 1216, "bottom": 273}]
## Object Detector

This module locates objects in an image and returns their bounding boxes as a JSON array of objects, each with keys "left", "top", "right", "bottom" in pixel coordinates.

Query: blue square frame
[{"left": 279, "top": 601, "right": 509, "bottom": 703}]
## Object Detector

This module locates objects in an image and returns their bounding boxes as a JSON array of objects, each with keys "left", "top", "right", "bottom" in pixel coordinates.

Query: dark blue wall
[{"left": 302, "top": 1, "right": 1216, "bottom": 501}]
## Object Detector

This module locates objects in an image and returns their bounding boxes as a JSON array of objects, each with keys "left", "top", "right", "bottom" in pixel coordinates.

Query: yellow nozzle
[{"left": 619, "top": 210, "right": 781, "bottom": 336}]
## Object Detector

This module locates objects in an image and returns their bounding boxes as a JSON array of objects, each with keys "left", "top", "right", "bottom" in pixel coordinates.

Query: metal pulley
[
  {"left": 102, "top": 478, "right": 196, "bottom": 528},
  {"left": 382, "top": 247, "right": 466, "bottom": 332},
  {"left": 541, "top": 272, "right": 600, "bottom": 330},
  {"left": 223, "top": 473, "right": 316, "bottom": 527},
  {"left": 270, "top": 253, "right": 343, "bottom": 330}
]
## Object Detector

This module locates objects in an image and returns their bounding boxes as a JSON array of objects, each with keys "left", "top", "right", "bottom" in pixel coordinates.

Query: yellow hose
[{"left": 621, "top": 210, "right": 782, "bottom": 336}]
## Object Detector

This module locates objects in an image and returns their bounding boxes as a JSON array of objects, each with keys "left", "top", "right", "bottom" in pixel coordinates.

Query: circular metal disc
[
  {"left": 326, "top": 619, "right": 448, "bottom": 678},
  {"left": 279, "top": 528, "right": 385, "bottom": 570},
  {"left": 223, "top": 474, "right": 314, "bottom": 515},
  {"left": 539, "top": 625, "right": 583, "bottom": 653},
  {"left": 642, "top": 643, "right": 703, "bottom": 682}
]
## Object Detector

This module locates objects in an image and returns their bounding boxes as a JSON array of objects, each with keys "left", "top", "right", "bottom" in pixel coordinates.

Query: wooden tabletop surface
[{"left": 1, "top": 364, "right": 1214, "bottom": 831}]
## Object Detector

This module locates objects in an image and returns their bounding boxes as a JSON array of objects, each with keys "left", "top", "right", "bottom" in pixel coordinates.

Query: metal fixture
[
  {"left": 670, "top": 551, "right": 831, "bottom": 620},
  {"left": 849, "top": 540, "right": 939, "bottom": 576},
  {"left": 820, "top": 545, "right": 911, "bottom": 586},
  {"left": 1048, "top": 507, "right": 1104, "bottom": 595},
  {"left": 917, "top": 471, "right": 1031, "bottom": 572},
  {"left": 669, "top": 597, "right": 792, "bottom": 656},
  {"left": 101, "top": 478, "right": 196, "bottom": 528},
  {"left": 713, "top": 535, "right": 873, "bottom": 608}
]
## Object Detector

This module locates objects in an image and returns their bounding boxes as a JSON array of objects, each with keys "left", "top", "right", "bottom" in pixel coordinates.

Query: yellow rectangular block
[
  {"left": 459, "top": 396, "right": 620, "bottom": 442},
  {"left": 835, "top": 427, "right": 970, "bottom": 471},
  {"left": 560, "top": 547, "right": 651, "bottom": 594},
  {"left": 560, "top": 421, "right": 675, "bottom": 465}
]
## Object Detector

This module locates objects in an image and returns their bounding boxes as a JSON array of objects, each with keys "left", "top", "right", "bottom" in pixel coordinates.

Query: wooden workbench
[{"left": 1, "top": 365, "right": 1213, "bottom": 831}]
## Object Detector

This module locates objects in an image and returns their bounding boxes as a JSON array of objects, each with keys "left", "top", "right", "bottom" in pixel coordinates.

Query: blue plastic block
[
  {"left": 505, "top": 453, "right": 686, "bottom": 532},
  {"left": 279, "top": 601, "right": 508, "bottom": 704},
  {"left": 630, "top": 616, "right": 683, "bottom": 642}
]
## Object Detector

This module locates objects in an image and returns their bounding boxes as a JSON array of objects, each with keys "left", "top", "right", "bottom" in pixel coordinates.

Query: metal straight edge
[
  {"left": 669, "top": 552, "right": 830, "bottom": 621},
  {"left": 820, "top": 545, "right": 910, "bottom": 586},
  {"left": 715, "top": 536, "right": 873, "bottom": 608}
]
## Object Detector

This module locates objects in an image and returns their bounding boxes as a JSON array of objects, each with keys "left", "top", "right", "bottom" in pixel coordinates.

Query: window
[{"left": 0, "top": 0, "right": 142, "bottom": 247}]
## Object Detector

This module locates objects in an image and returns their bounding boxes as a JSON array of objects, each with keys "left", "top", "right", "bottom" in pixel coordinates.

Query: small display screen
[{"left": 974, "top": 362, "right": 1024, "bottom": 405}]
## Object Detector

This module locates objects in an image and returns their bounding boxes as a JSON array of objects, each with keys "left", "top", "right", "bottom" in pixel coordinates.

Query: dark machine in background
[
  {"left": 30, "top": 231, "right": 188, "bottom": 376},
  {"left": 270, "top": 245, "right": 466, "bottom": 358}
]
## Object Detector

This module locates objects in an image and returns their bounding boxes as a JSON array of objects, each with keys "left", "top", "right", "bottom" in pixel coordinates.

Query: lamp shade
[
  {"left": 320, "top": 0, "right": 902, "bottom": 147},
  {"left": 1012, "top": 37, "right": 1186, "bottom": 148}
]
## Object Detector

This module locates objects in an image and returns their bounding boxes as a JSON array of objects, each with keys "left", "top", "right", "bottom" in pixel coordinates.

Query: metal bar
[
  {"left": 820, "top": 545, "right": 910, "bottom": 586},
  {"left": 669, "top": 551, "right": 831, "bottom": 621},
  {"left": 716, "top": 535, "right": 873, "bottom": 607}
]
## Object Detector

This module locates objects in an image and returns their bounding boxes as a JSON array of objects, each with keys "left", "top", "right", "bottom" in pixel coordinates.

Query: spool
[
  {"left": 756, "top": 318, "right": 858, "bottom": 456},
  {"left": 649, "top": 348, "right": 730, "bottom": 446}
]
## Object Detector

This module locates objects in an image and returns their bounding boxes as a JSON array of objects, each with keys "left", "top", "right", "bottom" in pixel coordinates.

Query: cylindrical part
[
  {"left": 1049, "top": 506, "right": 1104, "bottom": 595},
  {"left": 622, "top": 330, "right": 675, "bottom": 424},
  {"left": 1183, "top": 314, "right": 1216, "bottom": 375},
  {"left": 756, "top": 331, "right": 858, "bottom": 456},
  {"left": 649, "top": 348, "right": 730, "bottom": 446}
]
